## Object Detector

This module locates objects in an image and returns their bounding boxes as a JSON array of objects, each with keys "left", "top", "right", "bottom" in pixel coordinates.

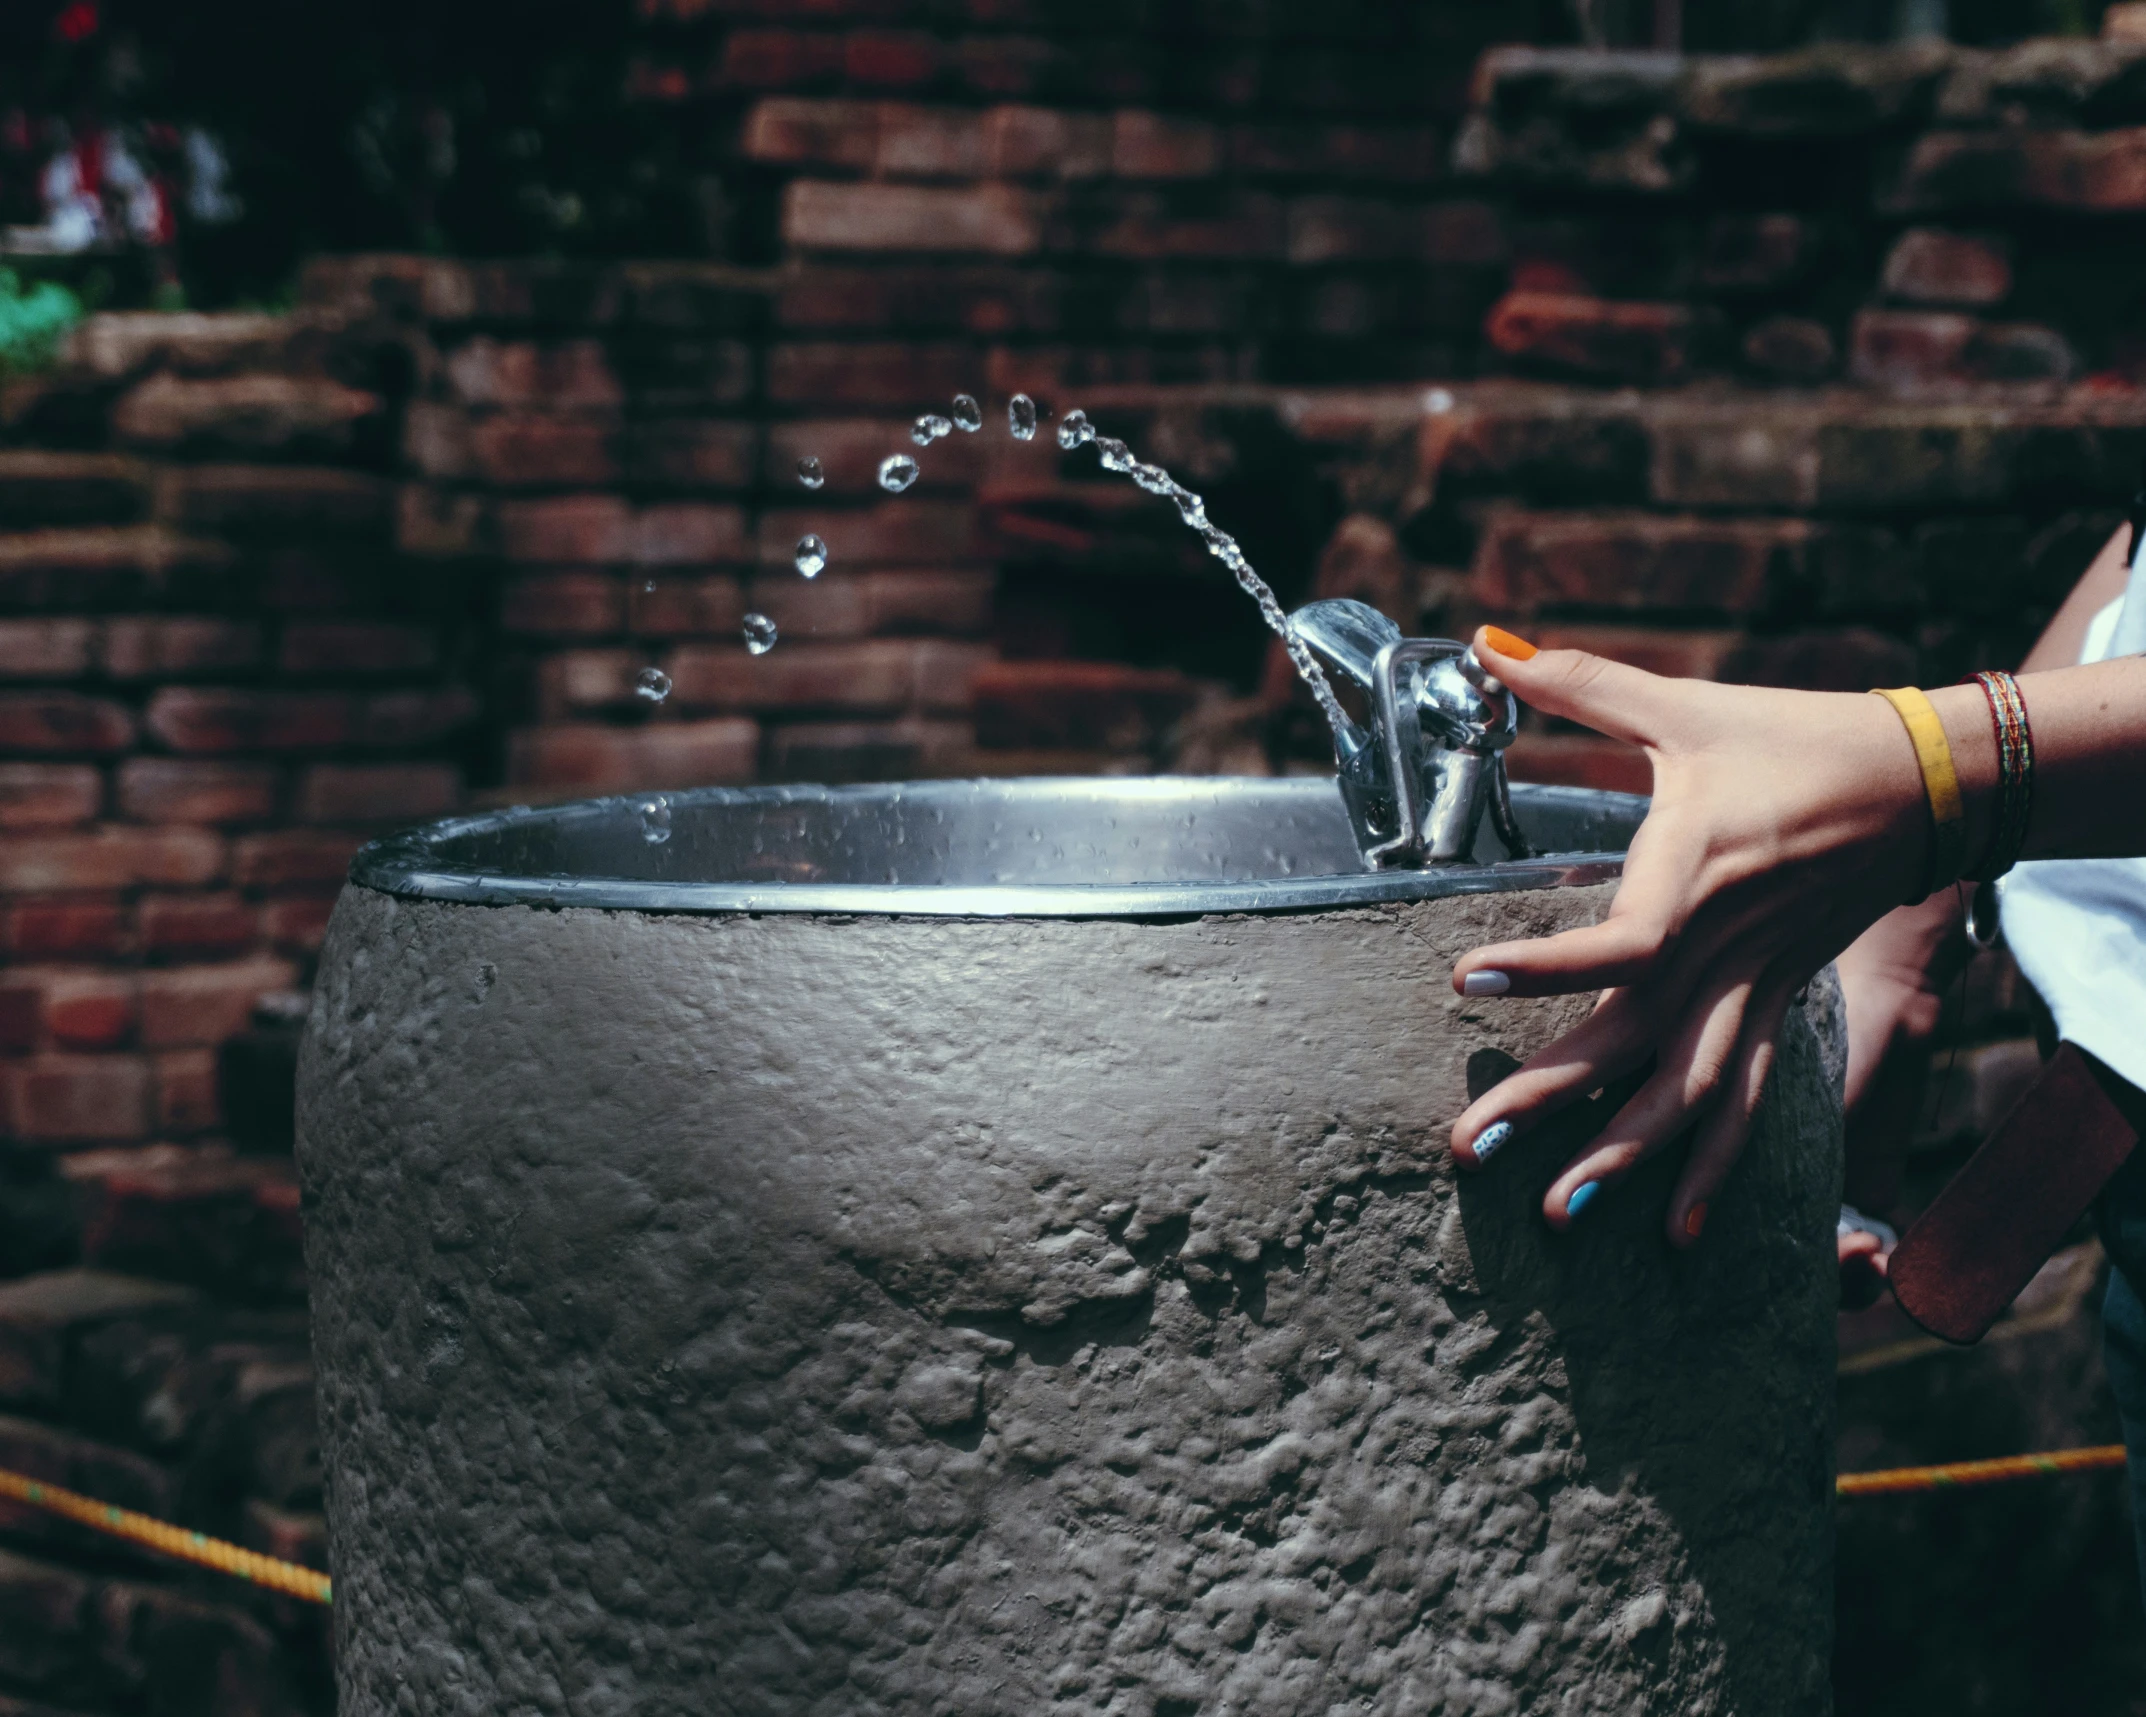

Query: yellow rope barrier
[
  {"left": 0, "top": 1466, "right": 331, "bottom": 1606},
  {"left": 1837, "top": 1444, "right": 2128, "bottom": 1497}
]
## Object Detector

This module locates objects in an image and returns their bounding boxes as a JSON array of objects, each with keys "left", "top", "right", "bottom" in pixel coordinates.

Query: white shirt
[{"left": 1998, "top": 538, "right": 2146, "bottom": 1093}]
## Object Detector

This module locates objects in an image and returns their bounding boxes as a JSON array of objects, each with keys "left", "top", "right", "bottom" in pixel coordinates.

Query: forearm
[{"left": 1927, "top": 657, "right": 2146, "bottom": 867}]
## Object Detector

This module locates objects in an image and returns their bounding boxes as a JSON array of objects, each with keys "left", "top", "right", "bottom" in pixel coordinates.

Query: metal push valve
[{"left": 1287, "top": 598, "right": 1530, "bottom": 870}]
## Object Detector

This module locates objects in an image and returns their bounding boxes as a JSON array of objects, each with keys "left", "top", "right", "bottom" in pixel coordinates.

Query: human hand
[{"left": 1448, "top": 627, "right": 1936, "bottom": 1246}]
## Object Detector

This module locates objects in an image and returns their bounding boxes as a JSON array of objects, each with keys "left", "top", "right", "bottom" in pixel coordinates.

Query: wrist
[{"left": 1927, "top": 682, "right": 1999, "bottom": 881}]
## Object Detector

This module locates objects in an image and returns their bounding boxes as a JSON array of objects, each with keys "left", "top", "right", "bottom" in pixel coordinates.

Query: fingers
[
  {"left": 1473, "top": 626, "right": 1675, "bottom": 748},
  {"left": 1538, "top": 973, "right": 1754, "bottom": 1231},
  {"left": 1449, "top": 990, "right": 1651, "bottom": 1167},
  {"left": 1664, "top": 974, "right": 1797, "bottom": 1248}
]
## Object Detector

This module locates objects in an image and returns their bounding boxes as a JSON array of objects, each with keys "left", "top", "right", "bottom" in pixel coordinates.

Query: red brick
[
  {"left": 741, "top": 97, "right": 882, "bottom": 169},
  {"left": 0, "top": 527, "right": 234, "bottom": 613},
  {"left": 874, "top": 104, "right": 987, "bottom": 175},
  {"left": 749, "top": 568, "right": 996, "bottom": 640},
  {"left": 1847, "top": 308, "right": 1977, "bottom": 387},
  {"left": 0, "top": 979, "right": 35, "bottom": 1052},
  {"left": 1505, "top": 732, "right": 1652, "bottom": 795},
  {"left": 717, "top": 26, "right": 847, "bottom": 89},
  {"left": 142, "top": 688, "right": 354, "bottom": 754},
  {"left": 230, "top": 831, "right": 362, "bottom": 889},
  {"left": 846, "top": 28, "right": 946, "bottom": 89},
  {"left": 277, "top": 621, "right": 441, "bottom": 676},
  {"left": 503, "top": 571, "right": 626, "bottom": 637},
  {"left": 758, "top": 501, "right": 979, "bottom": 566},
  {"left": 626, "top": 420, "right": 759, "bottom": 491},
  {"left": 152, "top": 1049, "right": 220, "bottom": 1133},
  {"left": 4, "top": 1055, "right": 153, "bottom": 1143},
  {"left": 1741, "top": 316, "right": 1837, "bottom": 384},
  {"left": 497, "top": 495, "right": 634, "bottom": 564},
  {"left": 635, "top": 503, "right": 753, "bottom": 566},
  {"left": 1719, "top": 627, "right": 1917, "bottom": 693},
  {"left": 98, "top": 616, "right": 263, "bottom": 679},
  {"left": 0, "top": 450, "right": 152, "bottom": 528},
  {"left": 782, "top": 182, "right": 1043, "bottom": 255},
  {"left": 444, "top": 338, "right": 623, "bottom": 409},
  {"left": 138, "top": 893, "right": 259, "bottom": 959},
  {"left": 32, "top": 971, "right": 137, "bottom": 1052},
  {"left": 505, "top": 720, "right": 760, "bottom": 791},
  {"left": 357, "top": 687, "right": 481, "bottom": 748},
  {"left": 112, "top": 371, "right": 381, "bottom": 461},
  {"left": 534, "top": 650, "right": 638, "bottom": 717},
  {"left": 262, "top": 891, "right": 338, "bottom": 953},
  {"left": 0, "top": 620, "right": 94, "bottom": 678},
  {"left": 0, "top": 693, "right": 134, "bottom": 754},
  {"left": 666, "top": 637, "right": 985, "bottom": 715},
  {"left": 1881, "top": 228, "right": 2013, "bottom": 307},
  {"left": 417, "top": 407, "right": 622, "bottom": 488},
  {"left": 1229, "top": 121, "right": 1445, "bottom": 184},
  {"left": 766, "top": 342, "right": 976, "bottom": 408},
  {"left": 397, "top": 485, "right": 490, "bottom": 558},
  {"left": 4, "top": 901, "right": 127, "bottom": 961},
  {"left": 628, "top": 575, "right": 747, "bottom": 638},
  {"left": 1694, "top": 213, "right": 1813, "bottom": 293},
  {"left": 160, "top": 465, "right": 391, "bottom": 536},
  {"left": 0, "top": 828, "right": 222, "bottom": 893},
  {"left": 1086, "top": 191, "right": 1287, "bottom": 261},
  {"left": 115, "top": 759, "right": 278, "bottom": 825},
  {"left": 0, "top": 765, "right": 101, "bottom": 829},
  {"left": 1531, "top": 625, "right": 1745, "bottom": 683},
  {"left": 1474, "top": 509, "right": 1811, "bottom": 615},
  {"left": 1285, "top": 197, "right": 1421, "bottom": 264},
  {"left": 955, "top": 33, "right": 1073, "bottom": 100},
  {"left": 767, "top": 418, "right": 986, "bottom": 497},
  {"left": 1888, "top": 125, "right": 2146, "bottom": 214},
  {"left": 1113, "top": 110, "right": 1223, "bottom": 179},
  {"left": 972, "top": 660, "right": 1197, "bottom": 749},
  {"left": 984, "top": 105, "right": 1112, "bottom": 179},
  {"left": 762, "top": 717, "right": 978, "bottom": 782},
  {"left": 1485, "top": 291, "right": 1695, "bottom": 384},
  {"left": 139, "top": 957, "right": 300, "bottom": 1050},
  {"left": 296, "top": 763, "right": 461, "bottom": 825}
]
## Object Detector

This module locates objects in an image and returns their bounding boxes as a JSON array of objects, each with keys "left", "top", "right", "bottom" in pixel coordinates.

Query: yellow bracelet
[{"left": 1871, "top": 686, "right": 1965, "bottom": 898}]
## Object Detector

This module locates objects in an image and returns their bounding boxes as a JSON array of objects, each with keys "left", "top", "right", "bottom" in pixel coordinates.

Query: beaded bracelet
[{"left": 1964, "top": 669, "right": 2035, "bottom": 882}]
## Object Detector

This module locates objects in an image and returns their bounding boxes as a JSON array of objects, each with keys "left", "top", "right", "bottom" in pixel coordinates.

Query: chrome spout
[{"left": 1287, "top": 599, "right": 1529, "bottom": 869}]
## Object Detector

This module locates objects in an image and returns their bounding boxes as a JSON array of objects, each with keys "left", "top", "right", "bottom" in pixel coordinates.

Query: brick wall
[{"left": 6, "top": 16, "right": 2146, "bottom": 1711}]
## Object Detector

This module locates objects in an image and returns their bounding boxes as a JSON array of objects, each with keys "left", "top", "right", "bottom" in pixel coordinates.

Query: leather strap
[{"left": 1891, "top": 1042, "right": 2144, "bottom": 1345}]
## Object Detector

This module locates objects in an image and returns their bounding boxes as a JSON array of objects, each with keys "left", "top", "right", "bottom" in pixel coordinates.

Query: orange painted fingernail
[
  {"left": 1483, "top": 626, "right": 1538, "bottom": 661},
  {"left": 1684, "top": 1202, "right": 1708, "bottom": 1240}
]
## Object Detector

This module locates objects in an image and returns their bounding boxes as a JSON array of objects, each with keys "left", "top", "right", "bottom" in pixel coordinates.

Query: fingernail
[
  {"left": 1470, "top": 1119, "right": 1513, "bottom": 1165},
  {"left": 1684, "top": 1202, "right": 1708, "bottom": 1240},
  {"left": 1565, "top": 1180, "right": 1601, "bottom": 1220},
  {"left": 1461, "top": 970, "right": 1511, "bottom": 997},
  {"left": 1483, "top": 626, "right": 1539, "bottom": 662}
]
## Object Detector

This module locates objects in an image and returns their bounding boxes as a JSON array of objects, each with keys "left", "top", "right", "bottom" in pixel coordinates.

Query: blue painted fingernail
[
  {"left": 1565, "top": 1180, "right": 1601, "bottom": 1220},
  {"left": 1461, "top": 970, "right": 1511, "bottom": 997},
  {"left": 1471, "top": 1120, "right": 1513, "bottom": 1164}
]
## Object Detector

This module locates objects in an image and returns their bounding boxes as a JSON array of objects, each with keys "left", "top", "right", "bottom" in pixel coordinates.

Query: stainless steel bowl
[{"left": 350, "top": 776, "right": 1646, "bottom": 918}]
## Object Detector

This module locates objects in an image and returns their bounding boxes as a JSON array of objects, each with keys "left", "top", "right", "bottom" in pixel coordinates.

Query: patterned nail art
[{"left": 1471, "top": 1119, "right": 1513, "bottom": 1165}]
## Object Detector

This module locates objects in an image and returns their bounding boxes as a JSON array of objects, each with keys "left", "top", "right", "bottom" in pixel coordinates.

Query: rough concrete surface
[{"left": 299, "top": 882, "right": 1840, "bottom": 1717}]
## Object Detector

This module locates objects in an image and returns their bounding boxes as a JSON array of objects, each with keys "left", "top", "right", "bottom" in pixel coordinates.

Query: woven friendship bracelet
[
  {"left": 1965, "top": 669, "right": 2035, "bottom": 882},
  {"left": 1871, "top": 686, "right": 1966, "bottom": 900}
]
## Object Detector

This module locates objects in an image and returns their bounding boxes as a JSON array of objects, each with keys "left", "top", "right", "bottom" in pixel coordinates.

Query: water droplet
[
  {"left": 743, "top": 612, "right": 778, "bottom": 654},
  {"left": 1056, "top": 409, "right": 1093, "bottom": 450},
  {"left": 911, "top": 413, "right": 952, "bottom": 446},
  {"left": 797, "top": 455, "right": 825, "bottom": 490},
  {"left": 951, "top": 393, "right": 982, "bottom": 433},
  {"left": 794, "top": 533, "right": 827, "bottom": 578},
  {"left": 638, "top": 797, "right": 671, "bottom": 844},
  {"left": 642, "top": 578, "right": 656, "bottom": 594},
  {"left": 1009, "top": 394, "right": 1038, "bottom": 440},
  {"left": 878, "top": 453, "right": 919, "bottom": 493},
  {"left": 1095, "top": 436, "right": 1133, "bottom": 473},
  {"left": 1424, "top": 387, "right": 1454, "bottom": 414},
  {"left": 634, "top": 666, "right": 672, "bottom": 704},
  {"left": 1174, "top": 490, "right": 1207, "bottom": 527},
  {"left": 1130, "top": 462, "right": 1174, "bottom": 495}
]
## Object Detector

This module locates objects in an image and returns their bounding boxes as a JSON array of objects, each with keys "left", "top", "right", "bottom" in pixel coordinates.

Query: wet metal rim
[{"left": 349, "top": 777, "right": 1643, "bottom": 920}]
